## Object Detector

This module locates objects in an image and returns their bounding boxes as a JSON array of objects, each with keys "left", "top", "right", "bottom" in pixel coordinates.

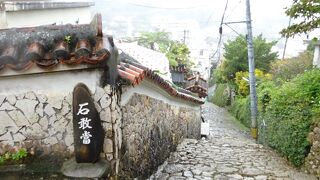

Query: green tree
[
  {"left": 166, "top": 41, "right": 194, "bottom": 68},
  {"left": 281, "top": 0, "right": 320, "bottom": 37},
  {"left": 136, "top": 31, "right": 193, "bottom": 69},
  {"left": 136, "top": 31, "right": 171, "bottom": 53},
  {"left": 220, "top": 34, "right": 277, "bottom": 83},
  {"left": 270, "top": 51, "right": 313, "bottom": 82}
]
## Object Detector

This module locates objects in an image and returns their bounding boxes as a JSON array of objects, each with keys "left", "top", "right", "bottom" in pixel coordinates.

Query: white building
[
  {"left": 190, "top": 48, "right": 211, "bottom": 80},
  {"left": 0, "top": 0, "right": 94, "bottom": 29}
]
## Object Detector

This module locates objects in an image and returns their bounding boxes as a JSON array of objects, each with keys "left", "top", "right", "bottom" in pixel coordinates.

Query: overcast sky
[{"left": 93, "top": 0, "right": 316, "bottom": 57}]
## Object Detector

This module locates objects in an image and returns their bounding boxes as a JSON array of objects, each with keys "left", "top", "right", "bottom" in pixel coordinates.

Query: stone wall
[
  {"left": 119, "top": 93, "right": 201, "bottom": 179},
  {"left": 305, "top": 122, "right": 320, "bottom": 176},
  {"left": 0, "top": 69, "right": 202, "bottom": 178},
  {"left": 0, "top": 84, "right": 119, "bottom": 166}
]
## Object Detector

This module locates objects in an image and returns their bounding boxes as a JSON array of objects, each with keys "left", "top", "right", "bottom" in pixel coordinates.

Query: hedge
[
  {"left": 210, "top": 83, "right": 230, "bottom": 107},
  {"left": 261, "top": 69, "right": 320, "bottom": 166}
]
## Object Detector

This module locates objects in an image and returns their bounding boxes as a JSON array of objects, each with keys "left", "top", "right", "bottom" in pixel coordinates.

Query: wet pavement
[{"left": 149, "top": 102, "right": 317, "bottom": 180}]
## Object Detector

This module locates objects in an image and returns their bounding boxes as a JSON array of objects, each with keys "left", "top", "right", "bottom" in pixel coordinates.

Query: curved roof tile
[
  {"left": 118, "top": 59, "right": 204, "bottom": 104},
  {"left": 0, "top": 14, "right": 110, "bottom": 72}
]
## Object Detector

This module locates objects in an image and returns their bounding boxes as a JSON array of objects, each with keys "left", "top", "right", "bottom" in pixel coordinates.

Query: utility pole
[
  {"left": 246, "top": 0, "right": 258, "bottom": 140},
  {"left": 282, "top": 17, "right": 292, "bottom": 61},
  {"left": 183, "top": 30, "right": 188, "bottom": 44}
]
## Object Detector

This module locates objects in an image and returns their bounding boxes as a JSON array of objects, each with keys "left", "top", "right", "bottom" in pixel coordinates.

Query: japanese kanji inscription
[{"left": 73, "top": 83, "right": 104, "bottom": 163}]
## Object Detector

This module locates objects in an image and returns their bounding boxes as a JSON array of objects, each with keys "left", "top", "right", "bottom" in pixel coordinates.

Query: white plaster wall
[
  {"left": 0, "top": 11, "right": 7, "bottom": 29},
  {"left": 0, "top": 69, "right": 102, "bottom": 96},
  {"left": 313, "top": 45, "right": 320, "bottom": 68},
  {"left": 5, "top": 7, "right": 92, "bottom": 28},
  {"left": 120, "top": 79, "right": 201, "bottom": 110}
]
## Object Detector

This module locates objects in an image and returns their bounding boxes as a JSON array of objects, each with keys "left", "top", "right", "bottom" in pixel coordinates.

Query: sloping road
[{"left": 150, "top": 102, "right": 316, "bottom": 180}]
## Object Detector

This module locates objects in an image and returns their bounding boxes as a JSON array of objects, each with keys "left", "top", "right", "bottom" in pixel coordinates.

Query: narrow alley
[{"left": 150, "top": 103, "right": 317, "bottom": 180}]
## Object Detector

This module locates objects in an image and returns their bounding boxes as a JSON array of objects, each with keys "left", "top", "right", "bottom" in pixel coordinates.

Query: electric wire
[
  {"left": 127, "top": 2, "right": 203, "bottom": 9},
  {"left": 224, "top": 23, "right": 241, "bottom": 36},
  {"left": 207, "top": 0, "right": 229, "bottom": 81},
  {"left": 209, "top": 0, "right": 229, "bottom": 62},
  {"left": 224, "top": 0, "right": 243, "bottom": 20}
]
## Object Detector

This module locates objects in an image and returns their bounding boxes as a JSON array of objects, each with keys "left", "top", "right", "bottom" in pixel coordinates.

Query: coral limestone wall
[
  {"left": 305, "top": 122, "right": 320, "bottom": 176},
  {"left": 0, "top": 91, "right": 74, "bottom": 158},
  {"left": 0, "top": 70, "right": 202, "bottom": 178},
  {"left": 0, "top": 80, "right": 119, "bottom": 165},
  {"left": 120, "top": 93, "right": 201, "bottom": 179}
]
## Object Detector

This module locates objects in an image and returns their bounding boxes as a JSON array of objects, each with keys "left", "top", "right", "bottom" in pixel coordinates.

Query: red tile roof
[
  {"left": 118, "top": 59, "right": 204, "bottom": 104},
  {"left": 185, "top": 75, "right": 208, "bottom": 98},
  {"left": 0, "top": 14, "right": 111, "bottom": 72},
  {"left": 186, "top": 85, "right": 208, "bottom": 98}
]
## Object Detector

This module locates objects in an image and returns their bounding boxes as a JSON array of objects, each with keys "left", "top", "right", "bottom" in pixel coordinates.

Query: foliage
[
  {"left": 208, "top": 71, "right": 216, "bottom": 86},
  {"left": 261, "top": 69, "right": 320, "bottom": 166},
  {"left": 234, "top": 69, "right": 272, "bottom": 96},
  {"left": 210, "top": 84, "right": 230, "bottom": 107},
  {"left": 136, "top": 31, "right": 193, "bottom": 70},
  {"left": 270, "top": 51, "right": 313, "bottom": 82},
  {"left": 307, "top": 39, "right": 317, "bottom": 53},
  {"left": 212, "top": 63, "right": 229, "bottom": 84},
  {"left": 0, "top": 156, "right": 4, "bottom": 165},
  {"left": 166, "top": 41, "right": 193, "bottom": 68},
  {"left": 64, "top": 35, "right": 71, "bottom": 44},
  {"left": 137, "top": 31, "right": 171, "bottom": 52},
  {"left": 221, "top": 34, "right": 277, "bottom": 83},
  {"left": 257, "top": 81, "right": 276, "bottom": 114},
  {"left": 12, "top": 148, "right": 27, "bottom": 160},
  {"left": 281, "top": 0, "right": 320, "bottom": 37},
  {"left": 230, "top": 96, "right": 251, "bottom": 128},
  {"left": 0, "top": 148, "right": 28, "bottom": 165}
]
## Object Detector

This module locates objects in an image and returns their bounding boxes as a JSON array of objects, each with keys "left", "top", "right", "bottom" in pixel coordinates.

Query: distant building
[
  {"left": 190, "top": 48, "right": 211, "bottom": 80},
  {"left": 185, "top": 72, "right": 208, "bottom": 98},
  {"left": 0, "top": 0, "right": 94, "bottom": 29},
  {"left": 304, "top": 40, "right": 320, "bottom": 68},
  {"left": 170, "top": 64, "right": 187, "bottom": 87}
]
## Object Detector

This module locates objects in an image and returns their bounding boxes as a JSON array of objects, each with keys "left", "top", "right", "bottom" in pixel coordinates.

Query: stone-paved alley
[{"left": 149, "top": 102, "right": 317, "bottom": 180}]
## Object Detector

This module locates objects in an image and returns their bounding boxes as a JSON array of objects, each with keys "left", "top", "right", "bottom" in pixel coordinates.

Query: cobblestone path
[{"left": 150, "top": 102, "right": 317, "bottom": 180}]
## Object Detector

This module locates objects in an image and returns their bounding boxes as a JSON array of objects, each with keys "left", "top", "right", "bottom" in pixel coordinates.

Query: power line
[
  {"left": 224, "top": 23, "right": 241, "bottom": 36},
  {"left": 209, "top": 0, "right": 229, "bottom": 62},
  {"left": 128, "top": 2, "right": 203, "bottom": 9},
  {"left": 224, "top": 0, "right": 243, "bottom": 20},
  {"left": 204, "top": 0, "right": 233, "bottom": 26},
  {"left": 105, "top": 20, "right": 221, "bottom": 25}
]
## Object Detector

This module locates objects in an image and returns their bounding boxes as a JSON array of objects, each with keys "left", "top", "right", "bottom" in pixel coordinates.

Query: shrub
[
  {"left": 230, "top": 96, "right": 251, "bottom": 128},
  {"left": 257, "top": 80, "right": 276, "bottom": 113},
  {"left": 210, "top": 84, "right": 230, "bottom": 107},
  {"left": 235, "top": 69, "right": 272, "bottom": 97},
  {"left": 270, "top": 51, "right": 313, "bottom": 82},
  {"left": 0, "top": 148, "right": 28, "bottom": 165},
  {"left": 262, "top": 69, "right": 320, "bottom": 166},
  {"left": 229, "top": 80, "right": 275, "bottom": 130}
]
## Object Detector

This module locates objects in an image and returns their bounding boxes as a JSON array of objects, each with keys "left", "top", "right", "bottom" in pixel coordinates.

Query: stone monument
[{"left": 62, "top": 83, "right": 109, "bottom": 178}]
